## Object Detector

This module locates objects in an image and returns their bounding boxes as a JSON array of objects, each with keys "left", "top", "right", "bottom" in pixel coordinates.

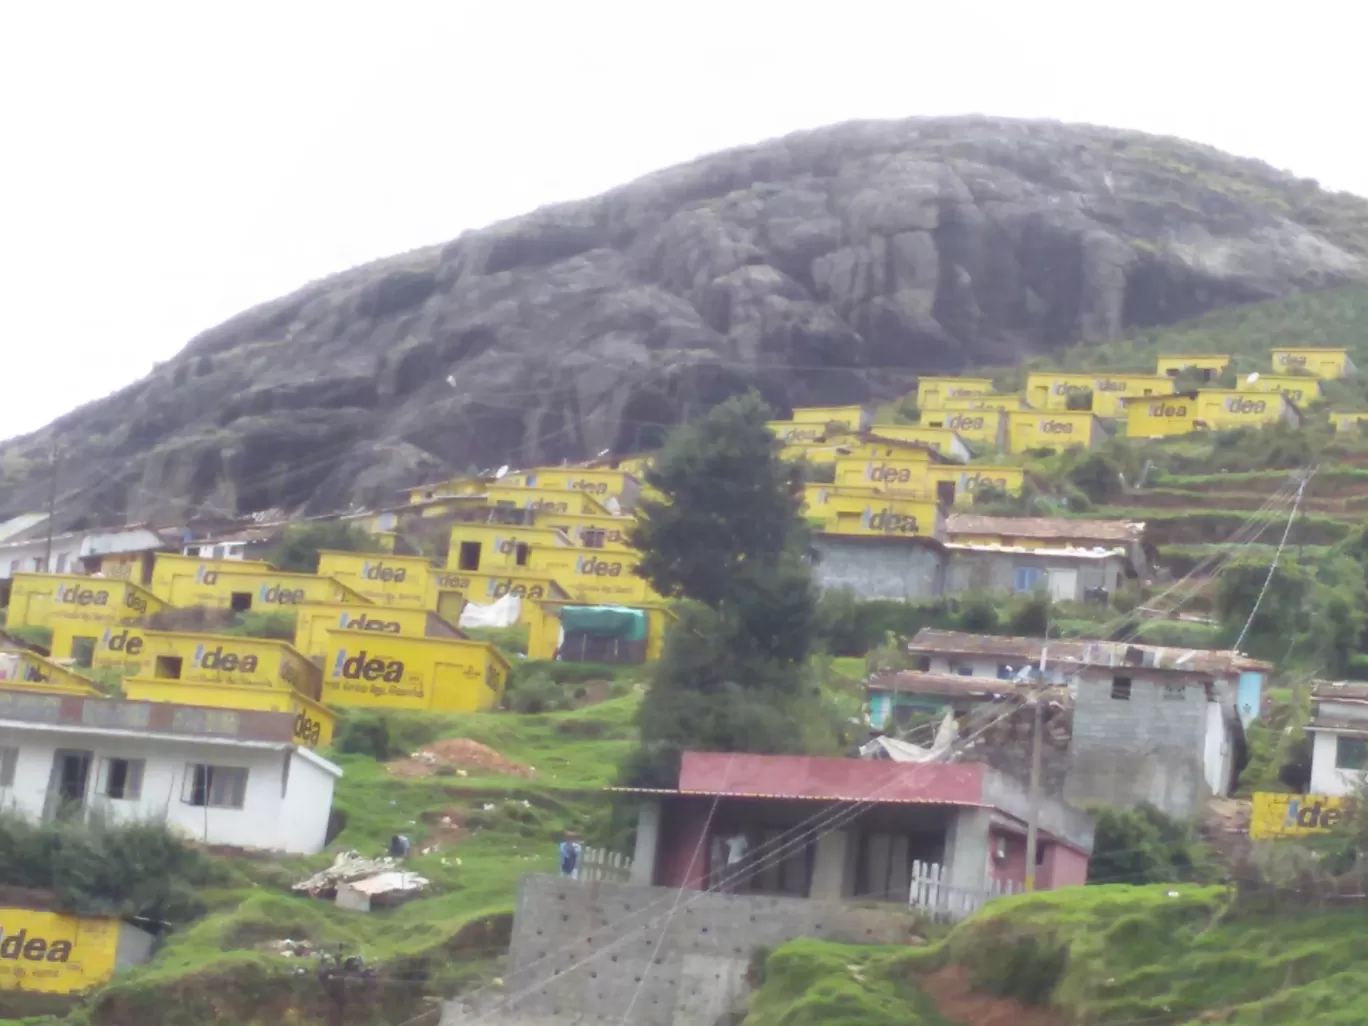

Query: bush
[
  {"left": 503, "top": 670, "right": 573, "bottom": 714},
  {"left": 1087, "top": 802, "right": 1215, "bottom": 886},
  {"left": 0, "top": 812, "right": 215, "bottom": 928},
  {"left": 4, "top": 624, "right": 53, "bottom": 652},
  {"left": 222, "top": 610, "right": 297, "bottom": 640},
  {"left": 463, "top": 624, "right": 529, "bottom": 656},
  {"left": 265, "top": 522, "right": 385, "bottom": 573},
  {"left": 333, "top": 710, "right": 443, "bottom": 760}
]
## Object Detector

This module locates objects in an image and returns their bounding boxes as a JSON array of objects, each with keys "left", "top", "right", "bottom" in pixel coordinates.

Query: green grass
[{"left": 749, "top": 885, "right": 1368, "bottom": 1025}]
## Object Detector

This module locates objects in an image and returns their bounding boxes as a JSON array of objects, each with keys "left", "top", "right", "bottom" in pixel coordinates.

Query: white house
[
  {"left": 1307, "top": 681, "right": 1368, "bottom": 797},
  {"left": 0, "top": 690, "right": 341, "bottom": 854}
]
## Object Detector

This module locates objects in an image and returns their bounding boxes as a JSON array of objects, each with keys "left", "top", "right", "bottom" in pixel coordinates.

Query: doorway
[{"left": 45, "top": 749, "right": 93, "bottom": 819}]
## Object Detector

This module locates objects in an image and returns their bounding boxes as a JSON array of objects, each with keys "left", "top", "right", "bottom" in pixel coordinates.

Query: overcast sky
[{"left": 2, "top": 1, "right": 1364, "bottom": 442}]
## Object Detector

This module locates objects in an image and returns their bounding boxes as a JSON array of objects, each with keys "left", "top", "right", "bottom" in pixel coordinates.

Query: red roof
[{"left": 673, "top": 751, "right": 986, "bottom": 805}]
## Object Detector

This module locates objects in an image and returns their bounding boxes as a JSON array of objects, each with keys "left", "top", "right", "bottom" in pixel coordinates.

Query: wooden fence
[
  {"left": 908, "top": 859, "right": 1020, "bottom": 922},
  {"left": 573, "top": 846, "right": 633, "bottom": 883}
]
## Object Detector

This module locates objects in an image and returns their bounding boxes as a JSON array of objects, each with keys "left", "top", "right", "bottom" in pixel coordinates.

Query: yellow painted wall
[
  {"left": 527, "top": 511, "right": 636, "bottom": 550},
  {"left": 924, "top": 464, "right": 1026, "bottom": 506},
  {"left": 428, "top": 571, "right": 570, "bottom": 628},
  {"left": 1005, "top": 410, "right": 1103, "bottom": 452},
  {"left": 1124, "top": 396, "right": 1200, "bottom": 438},
  {"left": 1025, "top": 372, "right": 1174, "bottom": 417},
  {"left": 1155, "top": 354, "right": 1230, "bottom": 377},
  {"left": 938, "top": 394, "right": 1031, "bottom": 412},
  {"left": 779, "top": 443, "right": 856, "bottom": 463},
  {"left": 1271, "top": 348, "right": 1354, "bottom": 379},
  {"left": 863, "top": 424, "right": 972, "bottom": 458},
  {"left": 322, "top": 630, "right": 508, "bottom": 711},
  {"left": 294, "top": 603, "right": 454, "bottom": 665},
  {"left": 915, "top": 378, "right": 994, "bottom": 410},
  {"left": 526, "top": 547, "right": 658, "bottom": 604},
  {"left": 484, "top": 484, "right": 610, "bottom": 515},
  {"left": 526, "top": 602, "right": 676, "bottom": 662},
  {"left": 0, "top": 648, "right": 101, "bottom": 695},
  {"left": 803, "top": 486, "right": 941, "bottom": 538},
  {"left": 122, "top": 677, "right": 337, "bottom": 748},
  {"left": 316, "top": 551, "right": 434, "bottom": 608},
  {"left": 0, "top": 909, "right": 125, "bottom": 993},
  {"left": 787, "top": 405, "right": 869, "bottom": 430},
  {"left": 150, "top": 554, "right": 366, "bottom": 611},
  {"left": 1194, "top": 390, "right": 1299, "bottom": 429},
  {"left": 92, "top": 628, "right": 321, "bottom": 699},
  {"left": 917, "top": 410, "right": 1007, "bottom": 448},
  {"left": 447, "top": 523, "right": 572, "bottom": 577},
  {"left": 1237, "top": 374, "right": 1323, "bottom": 406},
  {"left": 1250, "top": 792, "right": 1350, "bottom": 838},
  {"left": 4, "top": 573, "right": 165, "bottom": 662},
  {"left": 833, "top": 455, "right": 934, "bottom": 494},
  {"left": 1331, "top": 412, "right": 1368, "bottom": 432},
  {"left": 406, "top": 477, "right": 491, "bottom": 504},
  {"left": 766, "top": 421, "right": 840, "bottom": 445},
  {"left": 498, "top": 468, "right": 637, "bottom": 504}
]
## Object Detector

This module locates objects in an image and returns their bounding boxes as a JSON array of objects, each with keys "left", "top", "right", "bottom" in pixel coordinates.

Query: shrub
[
  {"left": 1087, "top": 802, "right": 1215, "bottom": 886},
  {"left": 503, "top": 670, "right": 573, "bottom": 714},
  {"left": 222, "top": 610, "right": 297, "bottom": 640},
  {"left": 333, "top": 711, "right": 444, "bottom": 760}
]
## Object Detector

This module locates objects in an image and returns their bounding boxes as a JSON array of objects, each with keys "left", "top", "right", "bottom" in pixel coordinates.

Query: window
[
  {"left": 70, "top": 637, "right": 96, "bottom": 669},
  {"left": 1163, "top": 684, "right": 1186, "bottom": 701},
  {"left": 525, "top": 474, "right": 537, "bottom": 487},
  {"left": 1013, "top": 567, "right": 1044, "bottom": 593},
  {"left": 458, "top": 541, "right": 482, "bottom": 571},
  {"left": 1204, "top": 682, "right": 1216, "bottom": 703},
  {"left": 581, "top": 529, "right": 606, "bottom": 549},
  {"left": 97, "top": 758, "right": 144, "bottom": 800},
  {"left": 1336, "top": 737, "right": 1368, "bottom": 771},
  {"left": 1111, "top": 676, "right": 1132, "bottom": 701},
  {"left": 955, "top": 665, "right": 973, "bottom": 677},
  {"left": 0, "top": 746, "right": 16, "bottom": 787},
  {"left": 155, "top": 655, "right": 184, "bottom": 679},
  {"left": 230, "top": 592, "right": 252, "bottom": 612},
  {"left": 514, "top": 542, "right": 530, "bottom": 567},
  {"left": 182, "top": 764, "right": 248, "bottom": 809}
]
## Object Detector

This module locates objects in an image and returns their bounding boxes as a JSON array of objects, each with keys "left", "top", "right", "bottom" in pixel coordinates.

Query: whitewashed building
[
  {"left": 1307, "top": 681, "right": 1368, "bottom": 797},
  {"left": 0, "top": 690, "right": 341, "bottom": 854}
]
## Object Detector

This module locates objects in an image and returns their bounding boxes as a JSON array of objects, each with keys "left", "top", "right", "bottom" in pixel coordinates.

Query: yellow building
[
  {"left": 1122, "top": 395, "right": 1201, "bottom": 438},
  {"left": 316, "top": 550, "right": 434, "bottom": 608},
  {"left": 4, "top": 573, "right": 165, "bottom": 665},
  {"left": 864, "top": 424, "right": 974, "bottom": 461},
  {"left": 426, "top": 569, "right": 571, "bottom": 626},
  {"left": 526, "top": 600, "right": 676, "bottom": 664},
  {"left": 802, "top": 486, "right": 942, "bottom": 538},
  {"left": 293, "top": 603, "right": 465, "bottom": 665},
  {"left": 122, "top": 677, "right": 338, "bottom": 749},
  {"left": 448, "top": 522, "right": 573, "bottom": 574},
  {"left": 915, "top": 377, "right": 995, "bottom": 410},
  {"left": 526, "top": 547, "right": 659, "bottom": 604},
  {"left": 924, "top": 464, "right": 1027, "bottom": 506},
  {"left": 833, "top": 451, "right": 937, "bottom": 494},
  {"left": 916, "top": 410, "right": 1008, "bottom": 449},
  {"left": 149, "top": 553, "right": 367, "bottom": 611},
  {"left": 405, "top": 475, "right": 493, "bottom": 505},
  {"left": 484, "top": 484, "right": 612, "bottom": 515},
  {"left": 1025, "top": 372, "right": 1174, "bottom": 417},
  {"left": 0, "top": 647, "right": 101, "bottom": 695},
  {"left": 322, "top": 630, "right": 508, "bottom": 711},
  {"left": 526, "top": 510, "right": 637, "bottom": 550},
  {"left": 1155, "top": 354, "right": 1231, "bottom": 380},
  {"left": 779, "top": 442, "right": 859, "bottom": 463},
  {"left": 787, "top": 405, "right": 870, "bottom": 431},
  {"left": 0, "top": 908, "right": 149, "bottom": 994},
  {"left": 1271, "top": 347, "right": 1356, "bottom": 379},
  {"left": 1195, "top": 389, "right": 1302, "bottom": 429},
  {"left": 767, "top": 420, "right": 841, "bottom": 446},
  {"left": 92, "top": 628, "right": 322, "bottom": 699},
  {"left": 1237, "top": 374, "right": 1323, "bottom": 407},
  {"left": 498, "top": 466, "right": 641, "bottom": 507},
  {"left": 1005, "top": 410, "right": 1104, "bottom": 452},
  {"left": 1331, "top": 412, "right": 1368, "bottom": 432},
  {"left": 939, "top": 393, "right": 1032, "bottom": 412}
]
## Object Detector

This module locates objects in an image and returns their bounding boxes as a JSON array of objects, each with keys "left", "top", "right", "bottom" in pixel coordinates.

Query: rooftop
[
  {"left": 906, "top": 628, "right": 1271, "bottom": 675},
  {"left": 1312, "top": 680, "right": 1368, "bottom": 703},
  {"left": 944, "top": 514, "right": 1145, "bottom": 544},
  {"left": 945, "top": 542, "right": 1128, "bottom": 562},
  {"left": 865, "top": 671, "right": 1032, "bottom": 698}
]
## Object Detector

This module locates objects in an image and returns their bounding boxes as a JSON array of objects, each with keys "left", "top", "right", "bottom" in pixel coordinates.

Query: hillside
[{"left": 5, "top": 117, "right": 1368, "bottom": 526}]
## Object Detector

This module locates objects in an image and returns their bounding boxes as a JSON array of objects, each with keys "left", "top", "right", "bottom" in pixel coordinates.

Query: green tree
[
  {"left": 623, "top": 393, "right": 838, "bottom": 785},
  {"left": 265, "top": 521, "right": 385, "bottom": 573}
]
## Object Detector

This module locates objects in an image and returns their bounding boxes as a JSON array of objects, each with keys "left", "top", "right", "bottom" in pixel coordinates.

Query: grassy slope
[
  {"left": 11, "top": 694, "right": 641, "bottom": 1026},
  {"left": 748, "top": 885, "right": 1368, "bottom": 1025}
]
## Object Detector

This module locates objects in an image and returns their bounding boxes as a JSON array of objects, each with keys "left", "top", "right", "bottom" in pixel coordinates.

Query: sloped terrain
[{"left": 5, "top": 118, "right": 1368, "bottom": 525}]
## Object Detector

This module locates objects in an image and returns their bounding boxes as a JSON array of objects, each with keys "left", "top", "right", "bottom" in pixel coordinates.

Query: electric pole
[
  {"left": 1024, "top": 677, "right": 1045, "bottom": 892},
  {"left": 42, "top": 444, "right": 59, "bottom": 573}
]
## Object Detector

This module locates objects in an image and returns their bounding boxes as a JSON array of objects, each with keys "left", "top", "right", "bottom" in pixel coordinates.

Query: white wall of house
[
  {"left": 1310, "top": 730, "right": 1367, "bottom": 797},
  {"left": 1203, "top": 700, "right": 1233, "bottom": 795},
  {"left": 0, "top": 728, "right": 339, "bottom": 853},
  {"left": 0, "top": 537, "right": 85, "bottom": 578}
]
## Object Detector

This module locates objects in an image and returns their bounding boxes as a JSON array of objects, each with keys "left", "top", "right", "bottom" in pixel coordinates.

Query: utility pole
[
  {"left": 42, "top": 444, "right": 59, "bottom": 572},
  {"left": 1024, "top": 643, "right": 1048, "bottom": 892}
]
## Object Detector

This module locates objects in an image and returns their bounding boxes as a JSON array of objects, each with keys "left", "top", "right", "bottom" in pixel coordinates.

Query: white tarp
[
  {"left": 458, "top": 593, "right": 522, "bottom": 629},
  {"left": 860, "top": 709, "right": 959, "bottom": 763}
]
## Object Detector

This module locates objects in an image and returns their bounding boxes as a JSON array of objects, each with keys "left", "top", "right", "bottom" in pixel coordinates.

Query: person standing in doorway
[{"left": 721, "top": 830, "right": 749, "bottom": 892}]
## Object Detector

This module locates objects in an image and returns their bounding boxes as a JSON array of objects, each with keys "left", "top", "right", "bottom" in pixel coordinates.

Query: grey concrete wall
[
  {"left": 1065, "top": 674, "right": 1210, "bottom": 819},
  {"left": 812, "top": 538, "right": 944, "bottom": 601},
  {"left": 980, "top": 766, "right": 1095, "bottom": 852},
  {"left": 443, "top": 875, "right": 924, "bottom": 1026},
  {"left": 944, "top": 550, "right": 1120, "bottom": 601}
]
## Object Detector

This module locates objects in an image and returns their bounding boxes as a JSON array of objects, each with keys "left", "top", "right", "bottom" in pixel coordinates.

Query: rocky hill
[{"left": 5, "top": 116, "right": 1368, "bottom": 526}]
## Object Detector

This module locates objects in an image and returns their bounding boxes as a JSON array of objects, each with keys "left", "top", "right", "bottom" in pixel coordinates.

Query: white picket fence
[
  {"left": 573, "top": 845, "right": 633, "bottom": 883},
  {"left": 908, "top": 859, "right": 1020, "bottom": 922}
]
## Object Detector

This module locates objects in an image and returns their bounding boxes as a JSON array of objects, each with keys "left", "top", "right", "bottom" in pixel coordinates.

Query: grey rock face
[{"left": 4, "top": 115, "right": 1366, "bottom": 524}]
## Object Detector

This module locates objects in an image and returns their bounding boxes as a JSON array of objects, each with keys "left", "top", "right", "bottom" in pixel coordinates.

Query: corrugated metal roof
[
  {"left": 945, "top": 514, "right": 1144, "bottom": 544},
  {"left": 907, "top": 628, "right": 1271, "bottom": 675},
  {"left": 607, "top": 786, "right": 990, "bottom": 807}
]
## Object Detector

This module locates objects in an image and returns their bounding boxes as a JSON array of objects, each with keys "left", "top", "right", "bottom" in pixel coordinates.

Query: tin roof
[
  {"left": 907, "top": 628, "right": 1271, "bottom": 675},
  {"left": 1312, "top": 680, "right": 1368, "bottom": 703},
  {"left": 945, "top": 515, "right": 1144, "bottom": 544},
  {"left": 865, "top": 671, "right": 1029, "bottom": 698}
]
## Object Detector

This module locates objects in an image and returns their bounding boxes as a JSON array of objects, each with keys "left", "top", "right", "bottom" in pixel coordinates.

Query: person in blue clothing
[{"left": 559, "top": 831, "right": 582, "bottom": 877}]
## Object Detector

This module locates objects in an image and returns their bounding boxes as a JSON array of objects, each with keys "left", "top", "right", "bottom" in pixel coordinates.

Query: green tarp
[{"left": 560, "top": 605, "right": 647, "bottom": 641}]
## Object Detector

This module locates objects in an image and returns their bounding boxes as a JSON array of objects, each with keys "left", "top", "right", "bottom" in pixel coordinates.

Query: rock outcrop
[{"left": 5, "top": 116, "right": 1367, "bottom": 524}]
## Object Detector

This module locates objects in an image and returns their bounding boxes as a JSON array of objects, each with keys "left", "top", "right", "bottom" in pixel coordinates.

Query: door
[
  {"left": 1047, "top": 569, "right": 1078, "bottom": 603},
  {"left": 44, "top": 749, "right": 93, "bottom": 820}
]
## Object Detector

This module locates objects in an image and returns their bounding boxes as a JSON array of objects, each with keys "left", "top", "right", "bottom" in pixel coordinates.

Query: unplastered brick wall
[{"left": 443, "top": 875, "right": 922, "bottom": 1026}]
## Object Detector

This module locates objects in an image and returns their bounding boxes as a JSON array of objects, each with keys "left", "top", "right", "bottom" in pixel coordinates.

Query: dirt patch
[
  {"left": 568, "top": 678, "right": 613, "bottom": 708},
  {"left": 387, "top": 738, "right": 534, "bottom": 779},
  {"left": 918, "top": 965, "right": 1067, "bottom": 1026},
  {"left": 420, "top": 807, "right": 472, "bottom": 847}
]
